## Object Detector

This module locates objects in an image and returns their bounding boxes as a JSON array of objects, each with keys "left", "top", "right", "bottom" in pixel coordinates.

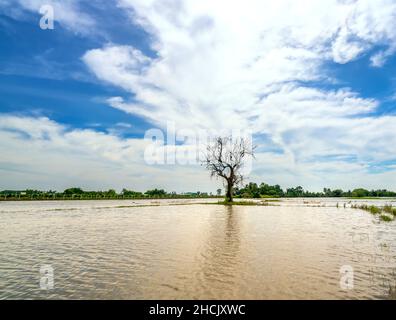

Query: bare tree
[{"left": 203, "top": 136, "right": 255, "bottom": 203}]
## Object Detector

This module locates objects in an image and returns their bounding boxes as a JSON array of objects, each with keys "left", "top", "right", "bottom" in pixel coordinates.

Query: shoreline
[{"left": 1, "top": 196, "right": 396, "bottom": 202}]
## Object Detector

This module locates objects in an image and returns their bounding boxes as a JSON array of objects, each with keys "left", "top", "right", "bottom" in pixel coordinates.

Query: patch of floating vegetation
[
  {"left": 384, "top": 204, "right": 396, "bottom": 215},
  {"left": 380, "top": 215, "right": 393, "bottom": 222},
  {"left": 216, "top": 200, "right": 273, "bottom": 206},
  {"left": 351, "top": 204, "right": 396, "bottom": 222}
]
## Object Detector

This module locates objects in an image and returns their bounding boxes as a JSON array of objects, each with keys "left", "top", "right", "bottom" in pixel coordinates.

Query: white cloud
[
  {"left": 250, "top": 151, "right": 396, "bottom": 192},
  {"left": 3, "top": 0, "right": 396, "bottom": 190},
  {"left": 80, "top": 0, "right": 396, "bottom": 189},
  {"left": 370, "top": 50, "right": 394, "bottom": 68},
  {"left": 331, "top": 27, "right": 367, "bottom": 64},
  {"left": 0, "top": 0, "right": 95, "bottom": 34},
  {"left": 0, "top": 114, "right": 221, "bottom": 192},
  {"left": 115, "top": 122, "right": 132, "bottom": 128},
  {"left": 2, "top": 114, "right": 396, "bottom": 192},
  {"left": 83, "top": 0, "right": 396, "bottom": 132}
]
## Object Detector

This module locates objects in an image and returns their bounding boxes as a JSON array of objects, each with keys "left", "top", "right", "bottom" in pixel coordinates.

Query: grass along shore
[{"left": 351, "top": 204, "right": 396, "bottom": 222}]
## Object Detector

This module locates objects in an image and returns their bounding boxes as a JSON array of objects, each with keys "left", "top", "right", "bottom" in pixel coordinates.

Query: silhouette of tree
[{"left": 203, "top": 136, "right": 255, "bottom": 202}]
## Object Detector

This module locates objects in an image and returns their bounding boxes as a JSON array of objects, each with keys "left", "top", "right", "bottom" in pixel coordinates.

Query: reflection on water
[
  {"left": 0, "top": 199, "right": 395, "bottom": 299},
  {"left": 196, "top": 206, "right": 243, "bottom": 298}
]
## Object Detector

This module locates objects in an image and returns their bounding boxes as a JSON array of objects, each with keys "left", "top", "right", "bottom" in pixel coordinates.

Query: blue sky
[
  {"left": 1, "top": 0, "right": 396, "bottom": 192},
  {"left": 0, "top": 3, "right": 153, "bottom": 138}
]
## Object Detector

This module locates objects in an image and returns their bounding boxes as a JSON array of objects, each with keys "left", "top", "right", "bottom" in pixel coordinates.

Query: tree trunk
[{"left": 225, "top": 180, "right": 233, "bottom": 203}]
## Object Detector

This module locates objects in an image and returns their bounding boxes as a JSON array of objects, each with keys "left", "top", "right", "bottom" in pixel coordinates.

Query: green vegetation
[
  {"left": 0, "top": 188, "right": 218, "bottom": 201},
  {"left": 380, "top": 215, "right": 393, "bottom": 222},
  {"left": 351, "top": 204, "right": 395, "bottom": 222},
  {"left": 235, "top": 183, "right": 396, "bottom": 199},
  {"left": 383, "top": 205, "right": 396, "bottom": 216},
  {"left": 1, "top": 183, "right": 395, "bottom": 201},
  {"left": 369, "top": 205, "right": 382, "bottom": 215}
]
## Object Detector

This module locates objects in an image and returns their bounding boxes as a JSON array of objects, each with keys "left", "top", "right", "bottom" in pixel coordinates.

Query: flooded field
[{"left": 0, "top": 198, "right": 395, "bottom": 299}]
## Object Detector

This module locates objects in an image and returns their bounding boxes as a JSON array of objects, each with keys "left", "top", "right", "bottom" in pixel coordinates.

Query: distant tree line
[
  {"left": 0, "top": 188, "right": 214, "bottom": 200},
  {"left": 235, "top": 183, "right": 396, "bottom": 198},
  {"left": 1, "top": 184, "right": 395, "bottom": 200}
]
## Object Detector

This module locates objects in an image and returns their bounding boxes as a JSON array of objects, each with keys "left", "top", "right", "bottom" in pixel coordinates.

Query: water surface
[{"left": 0, "top": 199, "right": 395, "bottom": 299}]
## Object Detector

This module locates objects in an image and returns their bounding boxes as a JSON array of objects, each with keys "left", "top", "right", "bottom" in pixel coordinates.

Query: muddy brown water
[{"left": 0, "top": 198, "right": 395, "bottom": 299}]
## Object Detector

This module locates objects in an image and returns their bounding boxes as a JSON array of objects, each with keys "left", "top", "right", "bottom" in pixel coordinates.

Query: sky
[{"left": 1, "top": 0, "right": 396, "bottom": 193}]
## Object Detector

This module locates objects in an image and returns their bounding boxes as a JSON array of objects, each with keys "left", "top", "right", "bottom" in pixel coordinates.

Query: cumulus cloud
[
  {"left": 2, "top": 0, "right": 396, "bottom": 190},
  {"left": 83, "top": 0, "right": 396, "bottom": 132},
  {"left": 80, "top": 0, "right": 396, "bottom": 188}
]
